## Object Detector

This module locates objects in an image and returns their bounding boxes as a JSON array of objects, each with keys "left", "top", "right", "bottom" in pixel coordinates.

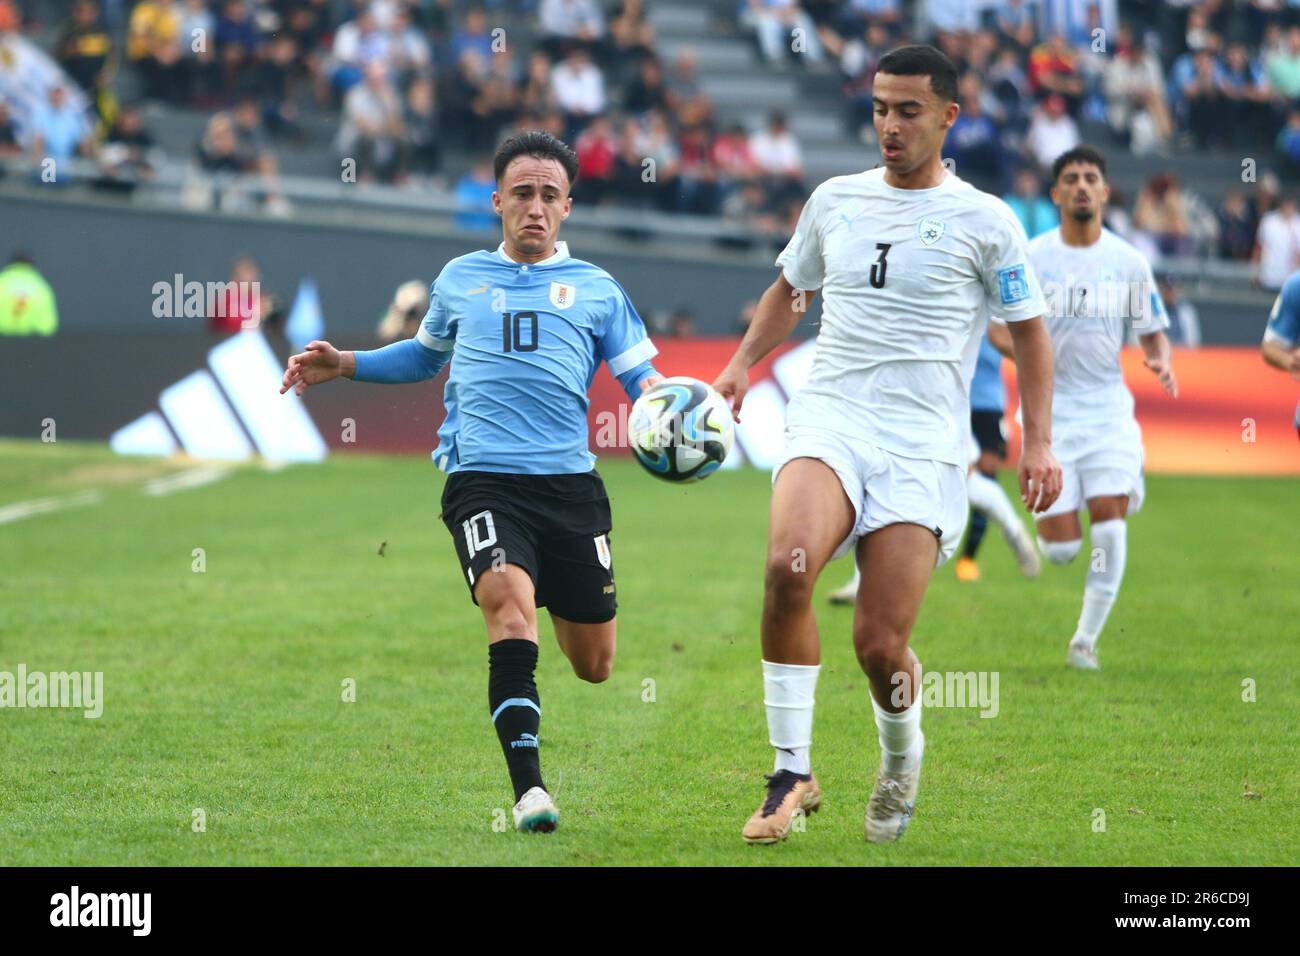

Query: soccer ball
[{"left": 628, "top": 376, "right": 735, "bottom": 482}]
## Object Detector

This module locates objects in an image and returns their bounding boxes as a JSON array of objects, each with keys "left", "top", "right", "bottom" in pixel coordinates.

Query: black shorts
[
  {"left": 440, "top": 470, "right": 617, "bottom": 624},
  {"left": 970, "top": 409, "right": 1008, "bottom": 459}
]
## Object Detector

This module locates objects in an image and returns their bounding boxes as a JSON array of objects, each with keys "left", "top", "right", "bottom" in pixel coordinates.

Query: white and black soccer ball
[{"left": 628, "top": 376, "right": 735, "bottom": 482}]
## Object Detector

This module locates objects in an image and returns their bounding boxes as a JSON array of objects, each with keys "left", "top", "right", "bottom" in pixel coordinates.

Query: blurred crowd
[{"left": 2, "top": 0, "right": 1300, "bottom": 276}]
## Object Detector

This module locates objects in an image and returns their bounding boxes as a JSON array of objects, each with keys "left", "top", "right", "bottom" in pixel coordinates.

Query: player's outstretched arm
[
  {"left": 1139, "top": 330, "right": 1179, "bottom": 397},
  {"left": 987, "top": 318, "right": 1014, "bottom": 359},
  {"left": 713, "top": 273, "right": 815, "bottom": 421},
  {"left": 280, "top": 338, "right": 449, "bottom": 395},
  {"left": 1006, "top": 316, "right": 1063, "bottom": 513}
]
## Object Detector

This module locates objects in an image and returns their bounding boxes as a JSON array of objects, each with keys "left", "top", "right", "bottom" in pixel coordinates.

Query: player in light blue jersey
[
  {"left": 1262, "top": 269, "right": 1300, "bottom": 440},
  {"left": 280, "top": 131, "right": 663, "bottom": 834}
]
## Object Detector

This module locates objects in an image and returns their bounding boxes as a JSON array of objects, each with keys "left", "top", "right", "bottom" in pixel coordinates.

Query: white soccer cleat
[
  {"left": 865, "top": 750, "right": 922, "bottom": 843},
  {"left": 1004, "top": 523, "right": 1041, "bottom": 578},
  {"left": 512, "top": 786, "right": 559, "bottom": 833},
  {"left": 1066, "top": 640, "right": 1100, "bottom": 671},
  {"left": 828, "top": 569, "right": 861, "bottom": 605}
]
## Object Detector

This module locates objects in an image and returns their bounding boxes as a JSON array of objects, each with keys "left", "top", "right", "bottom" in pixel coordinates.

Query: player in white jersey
[
  {"left": 1028, "top": 145, "right": 1178, "bottom": 671},
  {"left": 712, "top": 46, "right": 1062, "bottom": 846}
]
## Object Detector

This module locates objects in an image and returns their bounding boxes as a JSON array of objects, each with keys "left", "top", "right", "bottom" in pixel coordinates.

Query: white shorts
[
  {"left": 1038, "top": 417, "right": 1145, "bottom": 521},
  {"left": 774, "top": 426, "right": 968, "bottom": 567}
]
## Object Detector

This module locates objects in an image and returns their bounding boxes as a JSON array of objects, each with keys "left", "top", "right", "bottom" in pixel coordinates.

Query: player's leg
[
  {"left": 827, "top": 562, "right": 861, "bottom": 605},
  {"left": 1066, "top": 493, "right": 1129, "bottom": 670},
  {"left": 743, "top": 455, "right": 856, "bottom": 844},
  {"left": 551, "top": 616, "right": 615, "bottom": 684},
  {"left": 443, "top": 475, "right": 556, "bottom": 833},
  {"left": 966, "top": 450, "right": 1040, "bottom": 579},
  {"left": 853, "top": 523, "right": 937, "bottom": 843}
]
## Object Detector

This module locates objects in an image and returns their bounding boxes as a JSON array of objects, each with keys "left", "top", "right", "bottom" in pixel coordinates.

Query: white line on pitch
[
  {"left": 0, "top": 489, "right": 104, "bottom": 525},
  {"left": 143, "top": 465, "right": 233, "bottom": 497}
]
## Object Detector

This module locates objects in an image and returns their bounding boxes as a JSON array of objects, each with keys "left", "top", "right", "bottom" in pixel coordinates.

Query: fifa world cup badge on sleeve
[{"left": 998, "top": 264, "right": 1030, "bottom": 305}]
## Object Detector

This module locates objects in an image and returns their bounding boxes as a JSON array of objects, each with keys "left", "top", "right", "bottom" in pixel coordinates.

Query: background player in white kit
[
  {"left": 712, "top": 45, "right": 1062, "bottom": 846},
  {"left": 1029, "top": 145, "right": 1178, "bottom": 671}
]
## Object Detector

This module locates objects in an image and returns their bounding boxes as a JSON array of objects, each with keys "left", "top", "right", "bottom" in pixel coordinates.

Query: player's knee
[
  {"left": 573, "top": 651, "right": 613, "bottom": 684},
  {"left": 764, "top": 551, "right": 816, "bottom": 605},
  {"left": 1037, "top": 536, "right": 1082, "bottom": 565},
  {"left": 852, "top": 621, "right": 908, "bottom": 676}
]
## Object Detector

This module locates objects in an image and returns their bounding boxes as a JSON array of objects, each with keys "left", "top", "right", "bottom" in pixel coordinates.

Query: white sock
[
  {"left": 1075, "top": 519, "right": 1127, "bottom": 649},
  {"left": 871, "top": 691, "right": 924, "bottom": 774},
  {"left": 967, "top": 470, "right": 1021, "bottom": 537},
  {"left": 763, "top": 660, "right": 819, "bottom": 775}
]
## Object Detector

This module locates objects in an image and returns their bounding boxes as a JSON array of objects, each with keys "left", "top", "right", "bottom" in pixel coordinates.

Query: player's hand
[
  {"left": 1144, "top": 356, "right": 1179, "bottom": 398},
  {"left": 1019, "top": 442, "right": 1062, "bottom": 514},
  {"left": 281, "top": 340, "right": 342, "bottom": 396},
  {"left": 638, "top": 374, "right": 665, "bottom": 393},
  {"left": 711, "top": 364, "right": 749, "bottom": 423}
]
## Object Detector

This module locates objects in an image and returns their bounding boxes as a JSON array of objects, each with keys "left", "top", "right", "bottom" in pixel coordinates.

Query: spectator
[
  {"left": 128, "top": 0, "right": 184, "bottom": 102},
  {"left": 177, "top": 0, "right": 218, "bottom": 104},
  {"left": 677, "top": 123, "right": 720, "bottom": 214},
  {"left": 1027, "top": 33, "right": 1084, "bottom": 115},
  {"left": 451, "top": 6, "right": 495, "bottom": 64},
  {"left": 711, "top": 122, "right": 758, "bottom": 190},
  {"left": 722, "top": 178, "right": 779, "bottom": 240},
  {"left": 1218, "top": 40, "right": 1271, "bottom": 151},
  {"left": 611, "top": 116, "right": 653, "bottom": 206},
  {"left": 608, "top": 0, "right": 656, "bottom": 67},
  {"left": 749, "top": 111, "right": 803, "bottom": 198},
  {"left": 0, "top": 100, "right": 22, "bottom": 165},
  {"left": 574, "top": 114, "right": 616, "bottom": 204},
  {"left": 1253, "top": 195, "right": 1300, "bottom": 291},
  {"left": 623, "top": 56, "right": 670, "bottom": 116},
  {"left": 944, "top": 73, "right": 1002, "bottom": 192},
  {"left": 57, "top": 0, "right": 112, "bottom": 95},
  {"left": 1024, "top": 94, "right": 1079, "bottom": 174},
  {"left": 1265, "top": 25, "right": 1300, "bottom": 102},
  {"left": 255, "top": 31, "right": 302, "bottom": 137},
  {"left": 667, "top": 49, "right": 713, "bottom": 127},
  {"left": 1004, "top": 168, "right": 1057, "bottom": 238},
  {"left": 330, "top": 5, "right": 390, "bottom": 96},
  {"left": 1275, "top": 108, "right": 1300, "bottom": 174},
  {"left": 987, "top": 45, "right": 1031, "bottom": 134},
  {"left": 1216, "top": 190, "right": 1256, "bottom": 261},
  {"left": 97, "top": 104, "right": 159, "bottom": 188},
  {"left": 29, "top": 86, "right": 94, "bottom": 173},
  {"left": 1156, "top": 275, "right": 1201, "bottom": 348},
  {"left": 841, "top": 21, "right": 890, "bottom": 136},
  {"left": 741, "top": 0, "right": 825, "bottom": 66},
  {"left": 337, "top": 61, "right": 406, "bottom": 182},
  {"left": 0, "top": 252, "right": 58, "bottom": 337},
  {"left": 550, "top": 46, "right": 604, "bottom": 138},
  {"left": 1133, "top": 172, "right": 1194, "bottom": 259},
  {"left": 208, "top": 254, "right": 263, "bottom": 334},
  {"left": 377, "top": 279, "right": 427, "bottom": 343},
  {"left": 1178, "top": 48, "right": 1221, "bottom": 150},
  {"left": 1102, "top": 27, "right": 1171, "bottom": 155},
  {"left": 454, "top": 159, "right": 496, "bottom": 231},
  {"left": 196, "top": 111, "right": 243, "bottom": 172},
  {"left": 215, "top": 0, "right": 259, "bottom": 98},
  {"left": 539, "top": 0, "right": 606, "bottom": 59},
  {"left": 638, "top": 109, "right": 683, "bottom": 210},
  {"left": 404, "top": 76, "right": 440, "bottom": 175},
  {"left": 388, "top": 4, "right": 433, "bottom": 87},
  {"left": 993, "top": 0, "right": 1036, "bottom": 55},
  {"left": 519, "top": 51, "right": 557, "bottom": 115}
]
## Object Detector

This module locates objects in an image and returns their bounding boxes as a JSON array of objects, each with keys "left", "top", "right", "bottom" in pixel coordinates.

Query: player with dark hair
[
  {"left": 713, "top": 44, "right": 1061, "bottom": 845},
  {"left": 280, "top": 130, "right": 663, "bottom": 833}
]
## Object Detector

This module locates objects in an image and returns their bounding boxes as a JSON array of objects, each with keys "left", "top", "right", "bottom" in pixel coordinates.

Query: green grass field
[{"left": 0, "top": 438, "right": 1295, "bottom": 865}]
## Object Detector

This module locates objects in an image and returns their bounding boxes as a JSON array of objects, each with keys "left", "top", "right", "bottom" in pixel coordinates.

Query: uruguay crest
[{"left": 549, "top": 282, "right": 576, "bottom": 309}]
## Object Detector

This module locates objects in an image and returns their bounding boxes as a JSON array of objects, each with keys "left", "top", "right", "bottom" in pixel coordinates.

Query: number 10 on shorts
[{"left": 462, "top": 510, "right": 497, "bottom": 557}]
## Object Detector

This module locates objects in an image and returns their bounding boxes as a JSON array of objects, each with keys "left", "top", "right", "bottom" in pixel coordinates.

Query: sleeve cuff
[
  {"left": 416, "top": 325, "right": 454, "bottom": 351},
  {"left": 607, "top": 337, "right": 658, "bottom": 376}
]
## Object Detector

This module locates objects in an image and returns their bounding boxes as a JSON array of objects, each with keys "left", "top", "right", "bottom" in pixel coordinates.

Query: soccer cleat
[
  {"left": 954, "top": 556, "right": 981, "bottom": 582},
  {"left": 864, "top": 756, "right": 921, "bottom": 844},
  {"left": 828, "top": 569, "right": 861, "bottom": 605},
  {"left": 1066, "top": 640, "right": 1100, "bottom": 671},
  {"left": 1004, "top": 524, "right": 1041, "bottom": 578},
  {"left": 742, "top": 770, "right": 821, "bottom": 844},
  {"left": 512, "top": 786, "right": 559, "bottom": 833}
]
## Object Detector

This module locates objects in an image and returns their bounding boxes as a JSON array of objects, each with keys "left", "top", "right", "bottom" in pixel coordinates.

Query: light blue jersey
[
  {"left": 1265, "top": 270, "right": 1300, "bottom": 428},
  {"left": 969, "top": 333, "right": 1004, "bottom": 412},
  {"left": 382, "top": 241, "right": 658, "bottom": 475}
]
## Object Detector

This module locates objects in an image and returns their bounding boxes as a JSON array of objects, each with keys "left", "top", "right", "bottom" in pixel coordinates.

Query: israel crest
[
  {"left": 917, "top": 218, "right": 945, "bottom": 245},
  {"left": 549, "top": 281, "right": 577, "bottom": 309}
]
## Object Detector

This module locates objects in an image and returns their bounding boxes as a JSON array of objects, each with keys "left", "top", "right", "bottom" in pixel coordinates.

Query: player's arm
[
  {"left": 598, "top": 281, "right": 664, "bottom": 399},
  {"left": 1139, "top": 330, "right": 1178, "bottom": 397},
  {"left": 713, "top": 272, "right": 815, "bottom": 421},
  {"left": 280, "top": 336, "right": 449, "bottom": 395},
  {"left": 1005, "top": 316, "right": 1062, "bottom": 512},
  {"left": 1261, "top": 337, "right": 1300, "bottom": 378},
  {"left": 987, "top": 318, "right": 1013, "bottom": 358},
  {"left": 1261, "top": 283, "right": 1300, "bottom": 378}
]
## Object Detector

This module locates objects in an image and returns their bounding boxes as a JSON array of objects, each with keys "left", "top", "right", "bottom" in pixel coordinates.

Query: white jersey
[
  {"left": 776, "top": 166, "right": 1046, "bottom": 466},
  {"left": 1027, "top": 226, "right": 1168, "bottom": 428}
]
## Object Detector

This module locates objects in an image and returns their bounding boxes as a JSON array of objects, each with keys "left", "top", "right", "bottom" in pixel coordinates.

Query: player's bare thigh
[
  {"left": 474, "top": 565, "right": 540, "bottom": 643},
  {"left": 1086, "top": 495, "right": 1129, "bottom": 523},
  {"left": 1037, "top": 512, "right": 1083, "bottom": 541},
  {"left": 853, "top": 523, "right": 937, "bottom": 706},
  {"left": 550, "top": 613, "right": 615, "bottom": 684},
  {"left": 766, "top": 457, "right": 856, "bottom": 590},
  {"left": 975, "top": 449, "right": 1003, "bottom": 475}
]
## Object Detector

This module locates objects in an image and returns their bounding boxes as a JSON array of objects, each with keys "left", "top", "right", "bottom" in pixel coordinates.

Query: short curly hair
[{"left": 493, "top": 130, "right": 579, "bottom": 187}]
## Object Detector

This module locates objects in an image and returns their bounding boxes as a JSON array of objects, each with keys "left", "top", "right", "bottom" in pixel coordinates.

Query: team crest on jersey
[
  {"left": 593, "top": 533, "right": 611, "bottom": 569},
  {"left": 917, "top": 218, "right": 946, "bottom": 245},
  {"left": 549, "top": 282, "right": 577, "bottom": 309}
]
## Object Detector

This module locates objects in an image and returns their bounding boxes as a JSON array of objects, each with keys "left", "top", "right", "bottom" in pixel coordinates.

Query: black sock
[
  {"left": 488, "top": 639, "right": 544, "bottom": 801},
  {"left": 964, "top": 508, "right": 989, "bottom": 559}
]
